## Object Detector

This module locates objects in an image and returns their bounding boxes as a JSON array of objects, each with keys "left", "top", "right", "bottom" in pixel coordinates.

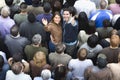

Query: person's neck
[
  {"left": 32, "top": 44, "right": 40, "bottom": 47},
  {"left": 110, "top": 45, "right": 118, "bottom": 49}
]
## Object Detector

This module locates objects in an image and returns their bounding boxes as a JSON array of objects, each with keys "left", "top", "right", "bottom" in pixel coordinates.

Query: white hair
[
  {"left": 41, "top": 69, "right": 51, "bottom": 80},
  {"left": 1, "top": 6, "right": 10, "bottom": 18}
]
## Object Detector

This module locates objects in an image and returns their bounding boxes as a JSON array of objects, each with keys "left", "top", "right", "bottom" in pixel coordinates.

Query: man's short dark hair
[
  {"left": 10, "top": 25, "right": 19, "bottom": 37},
  {"left": 28, "top": 12, "right": 36, "bottom": 23},
  {"left": 87, "top": 34, "right": 99, "bottom": 48},
  {"left": 43, "top": 2, "right": 51, "bottom": 13}
]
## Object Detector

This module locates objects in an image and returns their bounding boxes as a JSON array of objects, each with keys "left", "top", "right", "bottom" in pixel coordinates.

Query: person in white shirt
[
  {"left": 74, "top": 0, "right": 96, "bottom": 18},
  {"left": 5, "top": 62, "right": 32, "bottom": 80}
]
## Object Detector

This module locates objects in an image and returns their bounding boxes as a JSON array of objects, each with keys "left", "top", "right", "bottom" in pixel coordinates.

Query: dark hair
[
  {"left": 12, "top": 53, "right": 22, "bottom": 63},
  {"left": 68, "top": 6, "right": 77, "bottom": 17},
  {"left": 97, "top": 57, "right": 107, "bottom": 69},
  {"left": 5, "top": 0, "right": 13, "bottom": 6},
  {"left": 55, "top": 43, "right": 66, "bottom": 54},
  {"left": 28, "top": 12, "right": 36, "bottom": 23},
  {"left": 52, "top": 0, "right": 61, "bottom": 13},
  {"left": 11, "top": 62, "right": 23, "bottom": 74},
  {"left": 78, "top": 12, "right": 89, "bottom": 31},
  {"left": 103, "top": 19, "right": 110, "bottom": 28},
  {"left": 10, "top": 25, "right": 19, "bottom": 37},
  {"left": 54, "top": 64, "right": 66, "bottom": 80},
  {"left": 0, "top": 55, "right": 4, "bottom": 71},
  {"left": 43, "top": 2, "right": 51, "bottom": 13},
  {"left": 116, "top": 0, "right": 120, "bottom": 4},
  {"left": 77, "top": 48, "right": 88, "bottom": 60},
  {"left": 20, "top": 2, "right": 27, "bottom": 11},
  {"left": 86, "top": 20, "right": 96, "bottom": 34},
  {"left": 87, "top": 34, "right": 99, "bottom": 48},
  {"left": 32, "top": 0, "right": 40, "bottom": 7}
]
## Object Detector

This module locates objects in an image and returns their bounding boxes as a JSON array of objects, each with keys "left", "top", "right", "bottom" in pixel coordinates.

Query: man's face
[{"left": 63, "top": 11, "right": 71, "bottom": 22}]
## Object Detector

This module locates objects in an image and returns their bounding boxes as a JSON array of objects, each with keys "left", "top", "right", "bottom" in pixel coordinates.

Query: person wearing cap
[
  {"left": 84, "top": 53, "right": 113, "bottom": 80},
  {"left": 34, "top": 69, "right": 53, "bottom": 80},
  {"left": 107, "top": 52, "right": 120, "bottom": 80},
  {"left": 24, "top": 34, "right": 48, "bottom": 61}
]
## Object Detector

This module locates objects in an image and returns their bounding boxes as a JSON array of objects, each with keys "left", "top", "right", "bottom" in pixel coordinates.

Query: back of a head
[
  {"left": 78, "top": 12, "right": 89, "bottom": 30},
  {"left": 32, "top": 0, "right": 40, "bottom": 6},
  {"left": 87, "top": 34, "right": 99, "bottom": 48},
  {"left": 5, "top": 0, "right": 13, "bottom": 6},
  {"left": 97, "top": 54, "right": 107, "bottom": 69},
  {"left": 20, "top": 2, "right": 28, "bottom": 12},
  {"left": 54, "top": 64, "right": 66, "bottom": 80},
  {"left": 10, "top": 25, "right": 19, "bottom": 37},
  {"left": 0, "top": 55, "right": 4, "bottom": 70},
  {"left": 28, "top": 12, "right": 36, "bottom": 23},
  {"left": 100, "top": 0, "right": 107, "bottom": 9},
  {"left": 55, "top": 43, "right": 66, "bottom": 54},
  {"left": 68, "top": 6, "right": 77, "bottom": 17},
  {"left": 41, "top": 69, "right": 51, "bottom": 80},
  {"left": 116, "top": 0, "right": 120, "bottom": 4},
  {"left": 32, "top": 34, "right": 42, "bottom": 45},
  {"left": 86, "top": 20, "right": 96, "bottom": 34},
  {"left": 33, "top": 51, "right": 46, "bottom": 67},
  {"left": 77, "top": 48, "right": 88, "bottom": 61},
  {"left": 12, "top": 53, "right": 22, "bottom": 63},
  {"left": 43, "top": 2, "right": 51, "bottom": 13},
  {"left": 11, "top": 62, "right": 23, "bottom": 74},
  {"left": 1, "top": 6, "right": 10, "bottom": 18},
  {"left": 52, "top": 0, "right": 61, "bottom": 13}
]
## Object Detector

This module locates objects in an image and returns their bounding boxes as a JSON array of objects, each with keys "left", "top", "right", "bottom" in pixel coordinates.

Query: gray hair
[{"left": 32, "top": 34, "right": 42, "bottom": 45}]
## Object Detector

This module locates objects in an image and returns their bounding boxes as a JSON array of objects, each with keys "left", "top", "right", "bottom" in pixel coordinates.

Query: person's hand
[
  {"left": 42, "top": 18, "right": 48, "bottom": 26},
  {"left": 71, "top": 16, "right": 75, "bottom": 26}
]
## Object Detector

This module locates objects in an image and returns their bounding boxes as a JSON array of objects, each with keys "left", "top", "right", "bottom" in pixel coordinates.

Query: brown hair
[{"left": 77, "top": 48, "right": 88, "bottom": 60}]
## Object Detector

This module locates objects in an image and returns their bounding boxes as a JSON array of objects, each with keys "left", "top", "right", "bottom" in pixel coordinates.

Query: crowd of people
[{"left": 0, "top": 0, "right": 120, "bottom": 80}]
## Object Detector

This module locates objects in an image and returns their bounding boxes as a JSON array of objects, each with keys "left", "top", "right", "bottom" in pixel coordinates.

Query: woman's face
[
  {"left": 53, "top": 14, "right": 61, "bottom": 24},
  {"left": 63, "top": 11, "right": 71, "bottom": 22}
]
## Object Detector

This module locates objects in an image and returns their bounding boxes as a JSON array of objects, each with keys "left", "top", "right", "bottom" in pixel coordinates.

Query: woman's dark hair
[
  {"left": 54, "top": 64, "right": 66, "bottom": 80},
  {"left": 28, "top": 12, "right": 36, "bottom": 23},
  {"left": 5, "top": 0, "right": 13, "bottom": 6},
  {"left": 43, "top": 2, "right": 51, "bottom": 13},
  {"left": 116, "top": 0, "right": 120, "bottom": 4},
  {"left": 0, "top": 55, "right": 4, "bottom": 71},
  {"left": 87, "top": 34, "right": 99, "bottom": 48},
  {"left": 78, "top": 12, "right": 89, "bottom": 31},
  {"left": 86, "top": 20, "right": 96, "bottom": 34}
]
